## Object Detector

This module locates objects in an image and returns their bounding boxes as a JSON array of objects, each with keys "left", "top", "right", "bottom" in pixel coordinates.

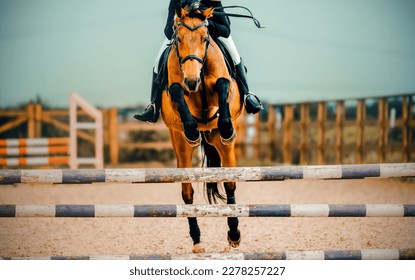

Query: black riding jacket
[{"left": 164, "top": 0, "right": 231, "bottom": 40}]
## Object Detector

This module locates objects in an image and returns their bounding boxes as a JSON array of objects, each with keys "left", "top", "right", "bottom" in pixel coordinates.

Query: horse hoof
[
  {"left": 185, "top": 133, "right": 202, "bottom": 147},
  {"left": 220, "top": 130, "right": 236, "bottom": 145},
  {"left": 227, "top": 230, "right": 241, "bottom": 248},
  {"left": 192, "top": 243, "right": 206, "bottom": 253}
]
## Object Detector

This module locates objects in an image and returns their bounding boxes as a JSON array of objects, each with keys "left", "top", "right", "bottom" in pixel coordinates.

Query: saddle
[{"left": 154, "top": 37, "right": 236, "bottom": 92}]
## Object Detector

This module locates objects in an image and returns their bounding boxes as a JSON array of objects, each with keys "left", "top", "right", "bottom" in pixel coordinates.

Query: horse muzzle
[{"left": 184, "top": 77, "right": 201, "bottom": 92}]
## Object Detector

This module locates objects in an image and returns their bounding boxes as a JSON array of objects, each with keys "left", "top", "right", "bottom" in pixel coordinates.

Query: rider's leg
[
  {"left": 133, "top": 70, "right": 162, "bottom": 123},
  {"left": 217, "top": 36, "right": 263, "bottom": 114},
  {"left": 134, "top": 38, "right": 169, "bottom": 123}
]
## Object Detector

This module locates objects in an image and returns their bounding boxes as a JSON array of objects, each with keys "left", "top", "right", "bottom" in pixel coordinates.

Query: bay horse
[{"left": 160, "top": 7, "right": 243, "bottom": 253}]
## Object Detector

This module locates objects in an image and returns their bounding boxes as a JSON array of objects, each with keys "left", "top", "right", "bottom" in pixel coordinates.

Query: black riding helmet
[{"left": 180, "top": 0, "right": 201, "bottom": 9}]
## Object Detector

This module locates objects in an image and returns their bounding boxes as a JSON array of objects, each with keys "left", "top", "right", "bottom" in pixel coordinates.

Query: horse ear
[
  {"left": 202, "top": 7, "right": 215, "bottom": 19},
  {"left": 175, "top": 7, "right": 187, "bottom": 18},
  {"left": 180, "top": 8, "right": 188, "bottom": 18}
]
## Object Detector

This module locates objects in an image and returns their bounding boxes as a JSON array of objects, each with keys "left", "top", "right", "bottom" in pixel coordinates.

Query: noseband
[{"left": 174, "top": 20, "right": 210, "bottom": 68}]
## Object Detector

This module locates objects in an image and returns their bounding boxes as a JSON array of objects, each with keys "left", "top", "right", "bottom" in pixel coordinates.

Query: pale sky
[{"left": 1, "top": 0, "right": 415, "bottom": 108}]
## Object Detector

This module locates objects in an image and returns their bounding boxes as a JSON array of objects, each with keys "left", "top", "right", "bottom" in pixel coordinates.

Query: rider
[{"left": 134, "top": 0, "right": 263, "bottom": 123}]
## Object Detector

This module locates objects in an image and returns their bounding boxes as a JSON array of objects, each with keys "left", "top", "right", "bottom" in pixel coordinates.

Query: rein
[{"left": 213, "top": 5, "right": 264, "bottom": 28}]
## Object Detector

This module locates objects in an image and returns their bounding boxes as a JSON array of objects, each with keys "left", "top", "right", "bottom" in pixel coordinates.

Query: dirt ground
[{"left": 0, "top": 177, "right": 414, "bottom": 257}]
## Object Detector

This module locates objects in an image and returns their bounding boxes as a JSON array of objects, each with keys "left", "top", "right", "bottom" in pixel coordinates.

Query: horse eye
[{"left": 177, "top": 37, "right": 183, "bottom": 43}]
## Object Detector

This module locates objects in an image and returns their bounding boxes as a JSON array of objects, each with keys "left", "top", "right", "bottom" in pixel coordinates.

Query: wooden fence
[
  {"left": 0, "top": 94, "right": 413, "bottom": 166},
  {"left": 244, "top": 95, "right": 413, "bottom": 165},
  {"left": 0, "top": 104, "right": 95, "bottom": 144}
]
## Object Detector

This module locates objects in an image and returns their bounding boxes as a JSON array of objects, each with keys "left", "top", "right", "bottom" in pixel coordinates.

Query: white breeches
[
  {"left": 154, "top": 38, "right": 171, "bottom": 74},
  {"left": 217, "top": 36, "right": 241, "bottom": 65},
  {"left": 154, "top": 35, "right": 241, "bottom": 74}
]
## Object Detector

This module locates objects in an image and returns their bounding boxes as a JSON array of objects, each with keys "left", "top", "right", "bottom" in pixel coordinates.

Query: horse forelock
[
  {"left": 176, "top": 11, "right": 208, "bottom": 35},
  {"left": 187, "top": 8, "right": 206, "bottom": 20},
  {"left": 180, "top": 7, "right": 208, "bottom": 22}
]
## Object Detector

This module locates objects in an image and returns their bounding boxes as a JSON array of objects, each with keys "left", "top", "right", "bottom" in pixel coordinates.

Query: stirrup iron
[
  {"left": 244, "top": 92, "right": 262, "bottom": 106},
  {"left": 144, "top": 103, "right": 157, "bottom": 124}
]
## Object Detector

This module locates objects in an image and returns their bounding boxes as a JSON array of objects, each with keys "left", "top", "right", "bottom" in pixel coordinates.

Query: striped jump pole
[
  {"left": 0, "top": 146, "right": 69, "bottom": 157},
  {"left": 1, "top": 163, "right": 414, "bottom": 185},
  {"left": 1, "top": 204, "right": 414, "bottom": 218},
  {"left": 1, "top": 249, "right": 415, "bottom": 260},
  {"left": 0, "top": 137, "right": 70, "bottom": 167},
  {"left": 0, "top": 138, "right": 69, "bottom": 147},
  {"left": 0, "top": 157, "right": 70, "bottom": 167}
]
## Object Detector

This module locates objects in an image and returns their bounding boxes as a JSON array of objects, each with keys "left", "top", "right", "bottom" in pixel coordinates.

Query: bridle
[
  {"left": 173, "top": 20, "right": 210, "bottom": 69},
  {"left": 173, "top": 18, "right": 216, "bottom": 125}
]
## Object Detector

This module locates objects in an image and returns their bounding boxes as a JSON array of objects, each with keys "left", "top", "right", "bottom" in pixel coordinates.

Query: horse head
[{"left": 173, "top": 7, "right": 214, "bottom": 92}]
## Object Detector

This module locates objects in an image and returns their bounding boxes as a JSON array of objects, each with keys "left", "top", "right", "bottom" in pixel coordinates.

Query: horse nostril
[{"left": 185, "top": 78, "right": 198, "bottom": 91}]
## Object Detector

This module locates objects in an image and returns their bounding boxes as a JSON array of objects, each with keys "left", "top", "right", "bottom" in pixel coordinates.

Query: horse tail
[{"left": 201, "top": 136, "right": 226, "bottom": 204}]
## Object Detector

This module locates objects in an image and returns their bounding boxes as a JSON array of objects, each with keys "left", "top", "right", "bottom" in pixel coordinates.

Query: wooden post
[
  {"left": 254, "top": 114, "right": 260, "bottom": 159},
  {"left": 236, "top": 113, "right": 247, "bottom": 159},
  {"left": 35, "top": 103, "right": 42, "bottom": 137},
  {"left": 244, "top": 114, "right": 258, "bottom": 159},
  {"left": 356, "top": 99, "right": 365, "bottom": 164},
  {"left": 267, "top": 106, "right": 277, "bottom": 162},
  {"left": 69, "top": 95, "right": 77, "bottom": 169},
  {"left": 95, "top": 111, "right": 104, "bottom": 169},
  {"left": 317, "top": 102, "right": 326, "bottom": 165},
  {"left": 384, "top": 100, "right": 389, "bottom": 148},
  {"left": 299, "top": 104, "right": 309, "bottom": 165},
  {"left": 27, "top": 104, "right": 35, "bottom": 138},
  {"left": 283, "top": 105, "right": 293, "bottom": 164},
  {"left": 108, "top": 107, "right": 119, "bottom": 165},
  {"left": 335, "top": 101, "right": 345, "bottom": 164},
  {"left": 402, "top": 96, "right": 410, "bottom": 162},
  {"left": 378, "top": 98, "right": 387, "bottom": 163},
  {"left": 409, "top": 96, "right": 413, "bottom": 162}
]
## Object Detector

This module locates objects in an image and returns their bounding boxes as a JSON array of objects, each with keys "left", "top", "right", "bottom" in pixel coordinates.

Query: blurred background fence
[{"left": 1, "top": 93, "right": 413, "bottom": 168}]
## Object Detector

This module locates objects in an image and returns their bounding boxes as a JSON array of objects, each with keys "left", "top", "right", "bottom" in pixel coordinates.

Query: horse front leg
[
  {"left": 225, "top": 182, "right": 241, "bottom": 248},
  {"left": 169, "top": 83, "right": 201, "bottom": 147},
  {"left": 206, "top": 132, "right": 241, "bottom": 248},
  {"left": 215, "top": 78, "right": 236, "bottom": 144},
  {"left": 221, "top": 144, "right": 241, "bottom": 248},
  {"left": 182, "top": 183, "right": 205, "bottom": 253},
  {"left": 170, "top": 130, "right": 205, "bottom": 253}
]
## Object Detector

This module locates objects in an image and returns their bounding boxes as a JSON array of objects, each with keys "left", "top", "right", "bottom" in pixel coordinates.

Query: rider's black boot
[
  {"left": 235, "top": 58, "right": 263, "bottom": 114},
  {"left": 134, "top": 70, "right": 162, "bottom": 123}
]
